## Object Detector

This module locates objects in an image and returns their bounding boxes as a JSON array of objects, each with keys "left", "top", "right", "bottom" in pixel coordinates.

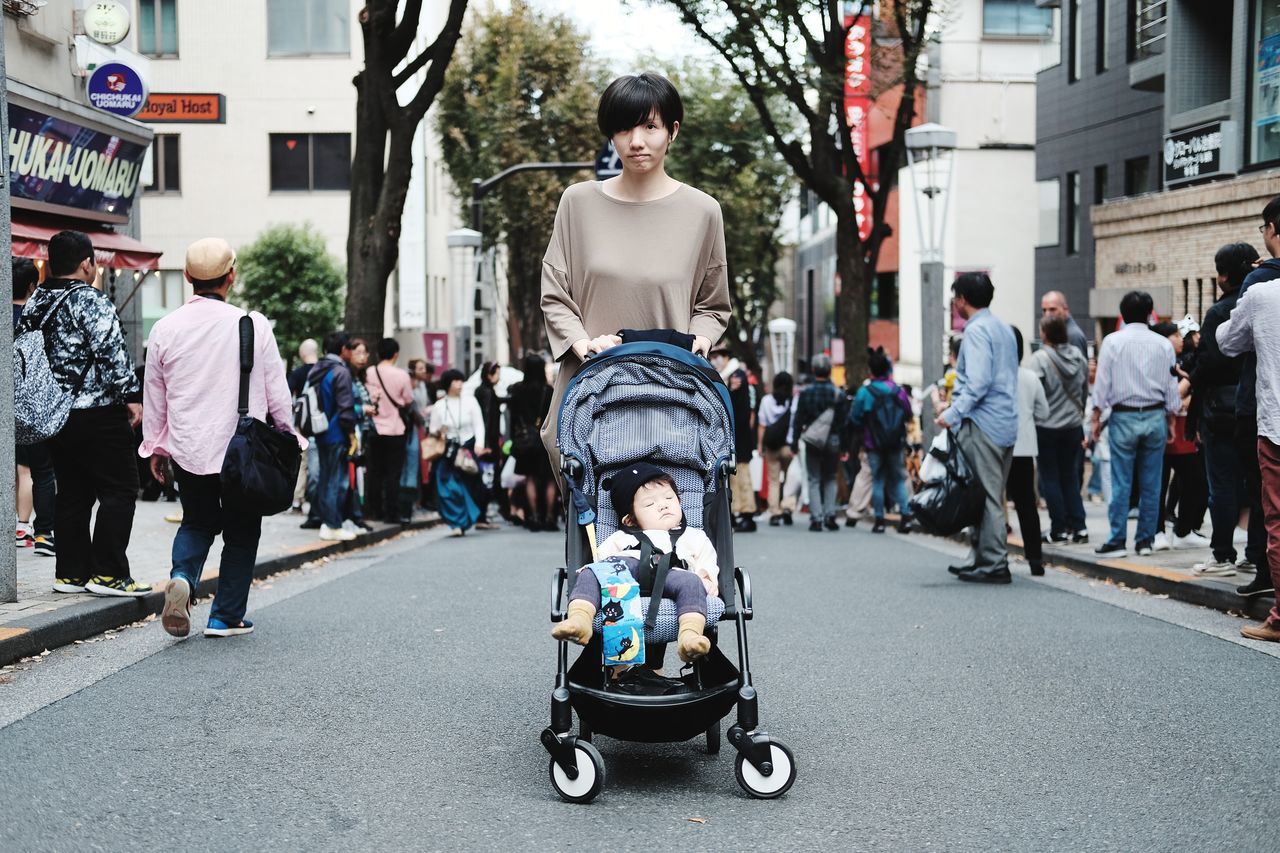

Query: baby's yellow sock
[
  {"left": 677, "top": 613, "right": 711, "bottom": 662},
  {"left": 551, "top": 600, "right": 596, "bottom": 645}
]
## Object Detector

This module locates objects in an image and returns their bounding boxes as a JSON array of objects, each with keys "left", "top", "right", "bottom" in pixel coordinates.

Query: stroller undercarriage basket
[{"left": 539, "top": 341, "right": 796, "bottom": 803}]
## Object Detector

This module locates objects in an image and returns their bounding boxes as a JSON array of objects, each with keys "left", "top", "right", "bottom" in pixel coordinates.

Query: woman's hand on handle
[
  {"left": 692, "top": 335, "right": 711, "bottom": 358},
  {"left": 571, "top": 335, "right": 622, "bottom": 360}
]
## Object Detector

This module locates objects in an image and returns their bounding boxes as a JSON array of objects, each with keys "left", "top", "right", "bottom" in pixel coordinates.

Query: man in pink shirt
[
  {"left": 140, "top": 238, "right": 303, "bottom": 639},
  {"left": 364, "top": 338, "right": 416, "bottom": 524}
]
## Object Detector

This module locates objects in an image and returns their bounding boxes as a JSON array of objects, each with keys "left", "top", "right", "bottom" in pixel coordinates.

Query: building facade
[
  {"left": 132, "top": 0, "right": 470, "bottom": 366},
  {"left": 895, "top": 0, "right": 1058, "bottom": 386},
  {"left": 1036, "top": 0, "right": 1279, "bottom": 335}
]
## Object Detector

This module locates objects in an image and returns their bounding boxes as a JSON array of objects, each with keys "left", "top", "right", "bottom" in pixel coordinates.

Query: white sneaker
[
  {"left": 1152, "top": 533, "right": 1171, "bottom": 551},
  {"left": 1236, "top": 558, "right": 1257, "bottom": 573},
  {"left": 1172, "top": 531, "right": 1211, "bottom": 549},
  {"left": 320, "top": 524, "right": 356, "bottom": 542},
  {"left": 1233, "top": 527, "right": 1248, "bottom": 545},
  {"left": 1191, "top": 560, "right": 1237, "bottom": 577}
]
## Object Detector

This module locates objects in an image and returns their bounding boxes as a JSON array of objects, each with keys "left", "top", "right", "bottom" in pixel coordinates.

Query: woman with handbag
[
  {"left": 756, "top": 371, "right": 796, "bottom": 526},
  {"left": 428, "top": 369, "right": 488, "bottom": 536},
  {"left": 508, "top": 353, "right": 558, "bottom": 531}
]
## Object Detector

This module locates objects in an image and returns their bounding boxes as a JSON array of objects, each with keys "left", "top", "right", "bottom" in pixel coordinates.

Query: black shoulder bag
[{"left": 221, "top": 315, "right": 302, "bottom": 515}]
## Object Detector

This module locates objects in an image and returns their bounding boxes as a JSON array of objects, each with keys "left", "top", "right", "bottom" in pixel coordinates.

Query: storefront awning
[{"left": 10, "top": 216, "right": 162, "bottom": 270}]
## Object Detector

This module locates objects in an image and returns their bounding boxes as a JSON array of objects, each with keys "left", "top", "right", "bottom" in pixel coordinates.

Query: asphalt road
[{"left": 0, "top": 521, "right": 1275, "bottom": 851}]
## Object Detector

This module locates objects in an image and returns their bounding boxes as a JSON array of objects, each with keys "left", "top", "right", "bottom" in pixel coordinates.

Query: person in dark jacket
[
  {"left": 508, "top": 353, "right": 558, "bottom": 531},
  {"left": 473, "top": 361, "right": 507, "bottom": 528},
  {"left": 793, "top": 354, "right": 845, "bottom": 532},
  {"left": 308, "top": 330, "right": 357, "bottom": 541},
  {"left": 1191, "top": 242, "right": 1261, "bottom": 579}
]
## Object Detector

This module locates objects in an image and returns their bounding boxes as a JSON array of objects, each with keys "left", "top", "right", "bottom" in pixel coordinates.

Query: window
[
  {"left": 1124, "top": 155, "right": 1152, "bottom": 194},
  {"left": 983, "top": 0, "right": 1054, "bottom": 37},
  {"left": 267, "top": 0, "right": 349, "bottom": 56},
  {"left": 137, "top": 0, "right": 178, "bottom": 57},
  {"left": 870, "top": 272, "right": 898, "bottom": 320},
  {"left": 1250, "top": 0, "right": 1280, "bottom": 164},
  {"left": 1094, "top": 164, "right": 1109, "bottom": 203},
  {"left": 1066, "top": 172, "right": 1080, "bottom": 255},
  {"left": 1068, "top": 0, "right": 1082, "bottom": 82},
  {"left": 269, "top": 134, "right": 351, "bottom": 191},
  {"left": 1037, "top": 179, "right": 1060, "bottom": 247},
  {"left": 1130, "top": 0, "right": 1167, "bottom": 62},
  {"left": 145, "top": 135, "right": 180, "bottom": 194},
  {"left": 1096, "top": 0, "right": 1110, "bottom": 72}
]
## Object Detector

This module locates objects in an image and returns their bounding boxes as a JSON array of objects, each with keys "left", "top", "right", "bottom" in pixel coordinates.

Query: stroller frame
[{"left": 539, "top": 342, "right": 795, "bottom": 802}]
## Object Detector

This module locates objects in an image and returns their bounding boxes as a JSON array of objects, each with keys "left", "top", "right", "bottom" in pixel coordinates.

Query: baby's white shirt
[{"left": 596, "top": 527, "right": 719, "bottom": 596}]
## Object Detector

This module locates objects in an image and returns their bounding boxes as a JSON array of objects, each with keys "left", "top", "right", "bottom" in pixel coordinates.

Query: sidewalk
[
  {"left": 0, "top": 501, "right": 440, "bottom": 666},
  {"left": 1004, "top": 497, "right": 1274, "bottom": 621}
]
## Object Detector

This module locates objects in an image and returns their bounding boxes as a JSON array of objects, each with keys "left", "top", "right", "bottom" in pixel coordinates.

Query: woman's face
[
  {"left": 351, "top": 344, "right": 368, "bottom": 368},
  {"left": 612, "top": 111, "right": 678, "bottom": 176},
  {"left": 413, "top": 362, "right": 428, "bottom": 381},
  {"left": 448, "top": 379, "right": 463, "bottom": 396}
]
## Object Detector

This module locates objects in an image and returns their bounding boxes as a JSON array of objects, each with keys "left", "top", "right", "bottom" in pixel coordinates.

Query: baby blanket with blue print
[{"left": 587, "top": 557, "right": 645, "bottom": 667}]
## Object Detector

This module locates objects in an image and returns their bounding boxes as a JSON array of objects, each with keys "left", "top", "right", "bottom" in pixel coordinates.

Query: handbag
[
  {"left": 762, "top": 400, "right": 791, "bottom": 451},
  {"left": 453, "top": 445, "right": 479, "bottom": 475},
  {"left": 908, "top": 429, "right": 985, "bottom": 535},
  {"left": 221, "top": 315, "right": 302, "bottom": 516},
  {"left": 422, "top": 431, "right": 446, "bottom": 462}
]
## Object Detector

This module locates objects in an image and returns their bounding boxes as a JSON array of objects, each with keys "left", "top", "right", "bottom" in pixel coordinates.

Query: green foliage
[
  {"left": 658, "top": 60, "right": 792, "bottom": 371},
  {"left": 237, "top": 223, "right": 346, "bottom": 365},
  {"left": 435, "top": 0, "right": 605, "bottom": 355}
]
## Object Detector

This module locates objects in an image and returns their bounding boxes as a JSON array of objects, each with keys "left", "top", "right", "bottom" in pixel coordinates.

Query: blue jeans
[
  {"left": 1106, "top": 411, "right": 1166, "bottom": 545},
  {"left": 317, "top": 440, "right": 349, "bottom": 528},
  {"left": 304, "top": 439, "right": 320, "bottom": 522},
  {"left": 1037, "top": 425, "right": 1087, "bottom": 536},
  {"left": 866, "top": 449, "right": 909, "bottom": 519},
  {"left": 170, "top": 465, "right": 263, "bottom": 626}
]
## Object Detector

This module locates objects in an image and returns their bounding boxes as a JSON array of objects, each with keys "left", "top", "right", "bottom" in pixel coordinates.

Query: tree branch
[
  {"left": 389, "top": 0, "right": 425, "bottom": 63},
  {"left": 406, "top": 0, "right": 469, "bottom": 121}
]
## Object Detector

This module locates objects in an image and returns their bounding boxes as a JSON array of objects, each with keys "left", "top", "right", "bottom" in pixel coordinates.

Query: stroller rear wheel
[
  {"left": 549, "top": 741, "right": 605, "bottom": 804},
  {"left": 734, "top": 740, "right": 795, "bottom": 799}
]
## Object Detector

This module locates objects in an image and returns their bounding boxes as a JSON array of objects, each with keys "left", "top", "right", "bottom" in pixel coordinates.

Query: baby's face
[{"left": 630, "top": 481, "right": 682, "bottom": 531}]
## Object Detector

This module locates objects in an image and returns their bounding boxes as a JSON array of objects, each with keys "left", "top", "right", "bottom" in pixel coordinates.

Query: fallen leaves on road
[{"left": 686, "top": 817, "right": 708, "bottom": 824}]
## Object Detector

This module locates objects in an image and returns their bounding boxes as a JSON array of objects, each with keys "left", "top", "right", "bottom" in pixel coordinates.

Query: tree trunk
[{"left": 834, "top": 198, "right": 870, "bottom": 391}]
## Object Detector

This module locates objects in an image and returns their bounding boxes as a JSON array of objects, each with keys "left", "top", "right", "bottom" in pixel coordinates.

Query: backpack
[
  {"left": 867, "top": 385, "right": 907, "bottom": 451},
  {"left": 761, "top": 400, "right": 791, "bottom": 450},
  {"left": 292, "top": 365, "right": 330, "bottom": 438},
  {"left": 800, "top": 392, "right": 848, "bottom": 453},
  {"left": 14, "top": 285, "right": 89, "bottom": 445}
]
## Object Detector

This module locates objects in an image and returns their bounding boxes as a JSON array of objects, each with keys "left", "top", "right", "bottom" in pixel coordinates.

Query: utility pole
[{"left": 0, "top": 37, "right": 16, "bottom": 603}]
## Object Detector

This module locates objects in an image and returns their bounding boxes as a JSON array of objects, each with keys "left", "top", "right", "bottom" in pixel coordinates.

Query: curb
[
  {"left": 1006, "top": 538, "right": 1273, "bottom": 620},
  {"left": 0, "top": 518, "right": 440, "bottom": 667}
]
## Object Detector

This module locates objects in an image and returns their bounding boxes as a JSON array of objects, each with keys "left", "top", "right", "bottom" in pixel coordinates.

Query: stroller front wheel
[
  {"left": 734, "top": 741, "right": 796, "bottom": 799},
  {"left": 549, "top": 741, "right": 605, "bottom": 804}
]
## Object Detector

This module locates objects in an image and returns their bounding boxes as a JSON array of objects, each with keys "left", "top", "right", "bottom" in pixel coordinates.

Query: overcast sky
[{"left": 527, "top": 0, "right": 718, "bottom": 71}]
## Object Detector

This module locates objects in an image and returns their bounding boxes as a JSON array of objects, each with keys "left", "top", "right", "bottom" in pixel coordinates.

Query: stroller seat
[{"left": 591, "top": 594, "right": 725, "bottom": 644}]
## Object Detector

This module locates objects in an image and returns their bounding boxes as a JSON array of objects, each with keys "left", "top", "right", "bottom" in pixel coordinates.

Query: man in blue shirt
[{"left": 936, "top": 273, "right": 1020, "bottom": 583}]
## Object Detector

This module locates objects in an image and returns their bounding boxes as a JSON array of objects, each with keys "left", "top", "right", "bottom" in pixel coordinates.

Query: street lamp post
[
  {"left": 446, "top": 228, "right": 482, "bottom": 373},
  {"left": 905, "top": 123, "right": 957, "bottom": 445}
]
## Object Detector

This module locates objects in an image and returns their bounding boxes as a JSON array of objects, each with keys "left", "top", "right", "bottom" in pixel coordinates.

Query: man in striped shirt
[{"left": 1089, "top": 291, "right": 1181, "bottom": 557}]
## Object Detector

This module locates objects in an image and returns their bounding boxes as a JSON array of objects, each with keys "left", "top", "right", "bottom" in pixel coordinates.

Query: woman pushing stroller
[{"left": 552, "top": 462, "right": 716, "bottom": 665}]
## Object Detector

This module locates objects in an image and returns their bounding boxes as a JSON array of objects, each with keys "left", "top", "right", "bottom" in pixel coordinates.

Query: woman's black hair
[
  {"left": 1011, "top": 325, "right": 1024, "bottom": 363},
  {"left": 521, "top": 352, "right": 547, "bottom": 388},
  {"left": 597, "top": 72, "right": 683, "bottom": 139},
  {"left": 771, "top": 371, "right": 793, "bottom": 402},
  {"left": 12, "top": 258, "right": 37, "bottom": 300},
  {"left": 1215, "top": 242, "right": 1260, "bottom": 292},
  {"left": 868, "top": 349, "right": 892, "bottom": 378},
  {"left": 1040, "top": 314, "right": 1069, "bottom": 346},
  {"left": 481, "top": 361, "right": 499, "bottom": 383},
  {"left": 439, "top": 368, "right": 465, "bottom": 390}
]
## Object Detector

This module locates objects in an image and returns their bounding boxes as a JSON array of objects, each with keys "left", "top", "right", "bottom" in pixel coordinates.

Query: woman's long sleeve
[
  {"left": 688, "top": 203, "right": 731, "bottom": 345},
  {"left": 541, "top": 195, "right": 589, "bottom": 361}
]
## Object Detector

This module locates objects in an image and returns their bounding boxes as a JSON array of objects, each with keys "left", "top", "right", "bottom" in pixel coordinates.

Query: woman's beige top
[{"left": 539, "top": 181, "right": 732, "bottom": 469}]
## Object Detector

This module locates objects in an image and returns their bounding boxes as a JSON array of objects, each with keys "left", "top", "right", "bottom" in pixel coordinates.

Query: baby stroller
[{"left": 543, "top": 339, "right": 796, "bottom": 803}]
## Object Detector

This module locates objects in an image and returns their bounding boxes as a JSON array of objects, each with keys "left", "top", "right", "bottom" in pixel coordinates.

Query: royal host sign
[{"left": 7, "top": 102, "right": 149, "bottom": 222}]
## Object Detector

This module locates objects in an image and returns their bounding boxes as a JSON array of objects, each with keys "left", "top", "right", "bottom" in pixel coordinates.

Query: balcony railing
[{"left": 1132, "top": 0, "right": 1167, "bottom": 60}]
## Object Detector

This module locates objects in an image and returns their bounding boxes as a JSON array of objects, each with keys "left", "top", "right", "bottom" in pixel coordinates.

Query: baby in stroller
[{"left": 551, "top": 462, "right": 716, "bottom": 664}]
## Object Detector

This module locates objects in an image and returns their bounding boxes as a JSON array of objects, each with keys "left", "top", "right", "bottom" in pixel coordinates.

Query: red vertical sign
[
  {"left": 422, "top": 331, "right": 450, "bottom": 371},
  {"left": 844, "top": 12, "right": 874, "bottom": 243}
]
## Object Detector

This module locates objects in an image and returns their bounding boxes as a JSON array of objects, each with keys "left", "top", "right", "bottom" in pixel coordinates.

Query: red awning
[{"left": 10, "top": 216, "right": 162, "bottom": 270}]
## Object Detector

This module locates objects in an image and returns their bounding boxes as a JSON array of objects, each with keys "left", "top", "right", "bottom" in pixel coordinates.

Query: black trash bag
[{"left": 908, "top": 430, "right": 985, "bottom": 535}]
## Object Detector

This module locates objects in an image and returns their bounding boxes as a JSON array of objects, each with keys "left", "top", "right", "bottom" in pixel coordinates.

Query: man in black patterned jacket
[{"left": 24, "top": 231, "right": 148, "bottom": 597}]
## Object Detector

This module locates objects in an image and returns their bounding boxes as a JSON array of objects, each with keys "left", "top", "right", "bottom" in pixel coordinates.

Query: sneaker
[
  {"left": 85, "top": 576, "right": 152, "bottom": 597},
  {"left": 204, "top": 617, "right": 254, "bottom": 638},
  {"left": 1191, "top": 560, "right": 1236, "bottom": 577},
  {"left": 808, "top": 522, "right": 823, "bottom": 532},
  {"left": 164, "top": 510, "right": 183, "bottom": 523},
  {"left": 320, "top": 524, "right": 356, "bottom": 542},
  {"left": 823, "top": 517, "right": 839, "bottom": 531},
  {"left": 1135, "top": 539, "right": 1155, "bottom": 557},
  {"left": 161, "top": 577, "right": 192, "bottom": 638},
  {"left": 769, "top": 515, "right": 783, "bottom": 527},
  {"left": 1071, "top": 530, "right": 1089, "bottom": 544},
  {"left": 32, "top": 535, "right": 54, "bottom": 557},
  {"left": 1152, "top": 533, "right": 1171, "bottom": 551},
  {"left": 1095, "top": 541, "right": 1127, "bottom": 557},
  {"left": 1236, "top": 576, "right": 1275, "bottom": 597},
  {"left": 15, "top": 523, "right": 33, "bottom": 547},
  {"left": 1236, "top": 558, "right": 1257, "bottom": 574},
  {"left": 52, "top": 578, "right": 88, "bottom": 594},
  {"left": 1240, "top": 620, "right": 1280, "bottom": 642},
  {"left": 1172, "top": 531, "right": 1211, "bottom": 550},
  {"left": 1041, "top": 532, "right": 1069, "bottom": 544},
  {"left": 871, "top": 518, "right": 886, "bottom": 533},
  {"left": 844, "top": 517, "right": 857, "bottom": 528},
  {"left": 781, "top": 511, "right": 793, "bottom": 526},
  {"left": 299, "top": 519, "right": 322, "bottom": 530}
]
